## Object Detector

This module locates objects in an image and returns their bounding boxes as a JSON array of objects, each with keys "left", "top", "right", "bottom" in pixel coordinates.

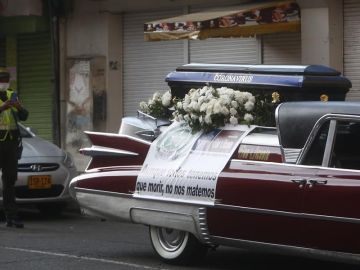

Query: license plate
[{"left": 28, "top": 175, "right": 52, "bottom": 189}]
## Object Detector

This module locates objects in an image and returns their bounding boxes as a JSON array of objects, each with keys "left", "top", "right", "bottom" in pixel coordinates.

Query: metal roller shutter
[
  {"left": 123, "top": 10, "right": 185, "bottom": 116},
  {"left": 189, "top": 37, "right": 258, "bottom": 64},
  {"left": 189, "top": 5, "right": 259, "bottom": 65},
  {"left": 17, "top": 32, "right": 54, "bottom": 141},
  {"left": 344, "top": 0, "right": 360, "bottom": 100},
  {"left": 123, "top": 8, "right": 260, "bottom": 116},
  {"left": 262, "top": 32, "right": 301, "bottom": 64}
]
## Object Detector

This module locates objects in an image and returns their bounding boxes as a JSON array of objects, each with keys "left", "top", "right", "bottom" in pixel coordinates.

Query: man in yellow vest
[{"left": 0, "top": 67, "right": 29, "bottom": 228}]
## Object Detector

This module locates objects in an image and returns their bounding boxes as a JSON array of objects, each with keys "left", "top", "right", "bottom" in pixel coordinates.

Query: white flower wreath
[
  {"left": 139, "top": 90, "right": 173, "bottom": 119},
  {"left": 173, "top": 86, "right": 255, "bottom": 133}
]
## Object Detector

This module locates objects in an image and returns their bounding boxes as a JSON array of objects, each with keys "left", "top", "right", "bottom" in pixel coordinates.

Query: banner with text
[{"left": 134, "top": 121, "right": 251, "bottom": 205}]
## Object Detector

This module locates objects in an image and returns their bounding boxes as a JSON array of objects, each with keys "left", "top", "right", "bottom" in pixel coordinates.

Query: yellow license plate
[{"left": 28, "top": 175, "right": 52, "bottom": 189}]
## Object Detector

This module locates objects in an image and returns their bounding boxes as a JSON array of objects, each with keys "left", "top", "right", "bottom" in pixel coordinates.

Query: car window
[
  {"left": 301, "top": 121, "right": 330, "bottom": 166},
  {"left": 232, "top": 127, "right": 283, "bottom": 163},
  {"left": 302, "top": 119, "right": 360, "bottom": 170},
  {"left": 331, "top": 120, "right": 360, "bottom": 170}
]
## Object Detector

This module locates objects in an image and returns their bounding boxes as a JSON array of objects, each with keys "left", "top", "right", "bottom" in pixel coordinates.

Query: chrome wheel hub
[{"left": 156, "top": 228, "right": 186, "bottom": 252}]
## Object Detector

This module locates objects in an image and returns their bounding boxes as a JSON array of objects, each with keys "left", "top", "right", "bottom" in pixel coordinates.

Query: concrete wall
[
  {"left": 105, "top": 13, "right": 123, "bottom": 132},
  {"left": 65, "top": 0, "right": 123, "bottom": 133},
  {"left": 298, "top": 0, "right": 343, "bottom": 72},
  {"left": 66, "top": 0, "right": 107, "bottom": 57}
]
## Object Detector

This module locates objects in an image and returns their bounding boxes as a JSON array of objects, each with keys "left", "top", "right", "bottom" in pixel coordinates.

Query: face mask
[{"left": 0, "top": 83, "right": 9, "bottom": 91}]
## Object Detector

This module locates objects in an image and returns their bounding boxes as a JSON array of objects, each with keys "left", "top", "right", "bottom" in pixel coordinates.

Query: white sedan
[{"left": 0, "top": 124, "right": 78, "bottom": 215}]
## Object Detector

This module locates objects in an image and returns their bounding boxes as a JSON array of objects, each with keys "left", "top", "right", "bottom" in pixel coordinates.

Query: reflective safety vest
[{"left": 0, "top": 89, "right": 18, "bottom": 140}]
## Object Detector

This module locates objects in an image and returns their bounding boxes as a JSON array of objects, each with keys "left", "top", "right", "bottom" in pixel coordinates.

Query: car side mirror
[{"left": 26, "top": 126, "right": 37, "bottom": 135}]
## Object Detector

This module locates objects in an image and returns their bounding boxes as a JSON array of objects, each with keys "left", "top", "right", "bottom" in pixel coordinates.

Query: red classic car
[
  {"left": 70, "top": 102, "right": 360, "bottom": 263},
  {"left": 69, "top": 65, "right": 360, "bottom": 265}
]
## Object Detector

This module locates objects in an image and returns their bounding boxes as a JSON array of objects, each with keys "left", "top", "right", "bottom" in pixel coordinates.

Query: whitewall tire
[{"left": 149, "top": 226, "right": 207, "bottom": 265}]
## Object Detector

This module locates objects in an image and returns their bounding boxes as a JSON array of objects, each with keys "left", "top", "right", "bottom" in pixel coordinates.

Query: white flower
[
  {"left": 200, "top": 87, "right": 208, "bottom": 95},
  {"left": 139, "top": 101, "right": 148, "bottom": 111},
  {"left": 191, "top": 92, "right": 200, "bottom": 101},
  {"left": 172, "top": 86, "right": 256, "bottom": 132},
  {"left": 204, "top": 114, "right": 212, "bottom": 124},
  {"left": 234, "top": 91, "right": 245, "bottom": 103},
  {"left": 199, "top": 115, "right": 204, "bottom": 124},
  {"left": 230, "top": 108, "right": 237, "bottom": 116},
  {"left": 213, "top": 102, "right": 222, "bottom": 114},
  {"left": 219, "top": 95, "right": 231, "bottom": 106},
  {"left": 244, "top": 92, "right": 255, "bottom": 103},
  {"left": 244, "top": 101, "right": 254, "bottom": 111},
  {"left": 244, "top": 113, "right": 254, "bottom": 122},
  {"left": 176, "top": 101, "right": 183, "bottom": 109},
  {"left": 184, "top": 114, "right": 190, "bottom": 122},
  {"left": 197, "top": 96, "right": 206, "bottom": 105},
  {"left": 161, "top": 91, "right": 172, "bottom": 107},
  {"left": 189, "top": 101, "right": 200, "bottom": 111},
  {"left": 206, "top": 104, "right": 213, "bottom": 115},
  {"left": 226, "top": 89, "right": 235, "bottom": 99},
  {"left": 230, "top": 116, "right": 238, "bottom": 125},
  {"left": 221, "top": 106, "right": 229, "bottom": 116},
  {"left": 231, "top": 100, "right": 239, "bottom": 109},
  {"left": 139, "top": 90, "right": 175, "bottom": 119},
  {"left": 153, "top": 92, "right": 161, "bottom": 100},
  {"left": 189, "top": 88, "right": 197, "bottom": 94},
  {"left": 200, "top": 103, "right": 208, "bottom": 112}
]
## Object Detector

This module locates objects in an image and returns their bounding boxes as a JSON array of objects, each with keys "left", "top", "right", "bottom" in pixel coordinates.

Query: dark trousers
[{"left": 0, "top": 138, "right": 19, "bottom": 219}]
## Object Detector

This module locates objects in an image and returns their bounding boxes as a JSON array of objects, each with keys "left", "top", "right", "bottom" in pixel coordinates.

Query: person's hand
[
  {"left": 11, "top": 100, "right": 22, "bottom": 110},
  {"left": 0, "top": 100, "right": 14, "bottom": 111}
]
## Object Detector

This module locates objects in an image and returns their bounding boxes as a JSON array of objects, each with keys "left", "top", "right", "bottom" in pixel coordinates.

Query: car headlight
[{"left": 63, "top": 151, "right": 75, "bottom": 169}]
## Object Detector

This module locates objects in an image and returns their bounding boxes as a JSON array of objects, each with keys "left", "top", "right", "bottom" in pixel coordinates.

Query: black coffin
[{"left": 166, "top": 64, "right": 351, "bottom": 102}]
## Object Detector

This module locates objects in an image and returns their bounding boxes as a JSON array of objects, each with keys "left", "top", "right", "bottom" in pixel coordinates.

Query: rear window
[
  {"left": 232, "top": 127, "right": 283, "bottom": 163},
  {"left": 236, "top": 144, "right": 283, "bottom": 163}
]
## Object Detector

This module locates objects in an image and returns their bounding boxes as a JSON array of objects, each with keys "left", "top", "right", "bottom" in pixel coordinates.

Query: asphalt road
[{"left": 0, "top": 208, "right": 358, "bottom": 270}]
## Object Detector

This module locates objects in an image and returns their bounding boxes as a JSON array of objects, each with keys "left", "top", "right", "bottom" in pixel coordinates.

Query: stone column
[{"left": 298, "top": 0, "right": 343, "bottom": 73}]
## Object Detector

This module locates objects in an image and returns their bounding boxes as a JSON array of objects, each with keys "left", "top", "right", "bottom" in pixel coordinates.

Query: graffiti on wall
[{"left": 66, "top": 60, "right": 93, "bottom": 171}]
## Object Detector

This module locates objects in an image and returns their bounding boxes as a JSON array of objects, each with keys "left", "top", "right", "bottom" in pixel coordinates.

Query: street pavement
[{"left": 0, "top": 207, "right": 358, "bottom": 270}]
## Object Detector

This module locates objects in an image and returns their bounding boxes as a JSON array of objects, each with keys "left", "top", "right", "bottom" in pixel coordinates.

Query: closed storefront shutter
[
  {"left": 17, "top": 32, "right": 54, "bottom": 141},
  {"left": 123, "top": 8, "right": 260, "bottom": 116},
  {"left": 344, "top": 0, "right": 360, "bottom": 100},
  {"left": 189, "top": 38, "right": 258, "bottom": 64},
  {"left": 262, "top": 32, "right": 301, "bottom": 64},
  {"left": 123, "top": 11, "right": 184, "bottom": 116},
  {"left": 189, "top": 5, "right": 259, "bottom": 66}
]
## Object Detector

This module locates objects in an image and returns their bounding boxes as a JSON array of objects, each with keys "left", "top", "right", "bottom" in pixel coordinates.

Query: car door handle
[
  {"left": 291, "top": 179, "right": 307, "bottom": 188},
  {"left": 308, "top": 179, "right": 328, "bottom": 188}
]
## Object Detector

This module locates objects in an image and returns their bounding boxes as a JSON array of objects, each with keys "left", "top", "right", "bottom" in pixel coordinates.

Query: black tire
[
  {"left": 37, "top": 202, "right": 66, "bottom": 216},
  {"left": 149, "top": 226, "right": 208, "bottom": 265}
]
